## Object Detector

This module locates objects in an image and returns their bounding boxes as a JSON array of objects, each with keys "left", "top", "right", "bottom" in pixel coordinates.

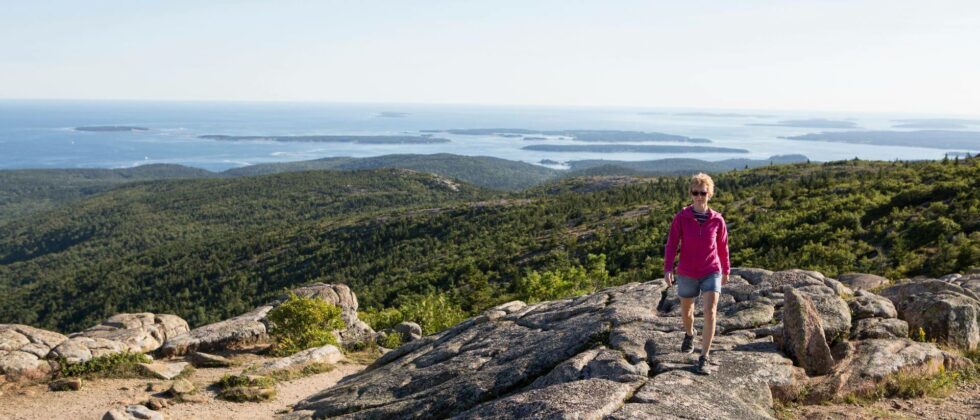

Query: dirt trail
[{"left": 0, "top": 362, "right": 365, "bottom": 420}]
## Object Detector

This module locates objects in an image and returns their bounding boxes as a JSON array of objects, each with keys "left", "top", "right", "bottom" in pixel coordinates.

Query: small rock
[
  {"left": 145, "top": 398, "right": 168, "bottom": 410},
  {"left": 139, "top": 361, "right": 190, "bottom": 380},
  {"left": 48, "top": 377, "right": 83, "bottom": 391},
  {"left": 168, "top": 378, "right": 195, "bottom": 397},
  {"left": 103, "top": 404, "right": 163, "bottom": 420}
]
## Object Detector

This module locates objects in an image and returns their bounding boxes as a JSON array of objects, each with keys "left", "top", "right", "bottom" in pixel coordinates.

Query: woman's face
[{"left": 691, "top": 184, "right": 711, "bottom": 205}]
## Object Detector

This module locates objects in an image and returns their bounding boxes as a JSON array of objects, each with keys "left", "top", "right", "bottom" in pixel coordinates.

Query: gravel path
[{"left": 0, "top": 361, "right": 365, "bottom": 420}]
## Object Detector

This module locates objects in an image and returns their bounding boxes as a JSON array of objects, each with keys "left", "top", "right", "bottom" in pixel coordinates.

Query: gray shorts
[{"left": 676, "top": 272, "right": 722, "bottom": 298}]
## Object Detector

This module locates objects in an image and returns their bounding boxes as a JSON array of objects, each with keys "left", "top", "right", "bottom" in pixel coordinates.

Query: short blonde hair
[{"left": 690, "top": 173, "right": 715, "bottom": 197}]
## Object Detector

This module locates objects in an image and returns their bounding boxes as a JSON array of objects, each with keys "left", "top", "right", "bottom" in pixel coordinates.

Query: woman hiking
[{"left": 663, "top": 172, "right": 730, "bottom": 375}]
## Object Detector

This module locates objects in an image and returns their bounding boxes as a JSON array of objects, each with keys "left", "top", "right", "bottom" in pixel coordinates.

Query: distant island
[
  {"left": 439, "top": 129, "right": 712, "bottom": 143},
  {"left": 672, "top": 111, "right": 773, "bottom": 118},
  {"left": 523, "top": 136, "right": 549, "bottom": 141},
  {"left": 748, "top": 119, "right": 859, "bottom": 129},
  {"left": 522, "top": 144, "right": 749, "bottom": 153},
  {"left": 891, "top": 118, "right": 980, "bottom": 129},
  {"left": 75, "top": 126, "right": 149, "bottom": 132},
  {"left": 566, "top": 154, "right": 808, "bottom": 174},
  {"left": 199, "top": 134, "right": 450, "bottom": 144},
  {"left": 538, "top": 159, "right": 562, "bottom": 165},
  {"left": 784, "top": 130, "right": 980, "bottom": 150},
  {"left": 376, "top": 112, "right": 409, "bottom": 118}
]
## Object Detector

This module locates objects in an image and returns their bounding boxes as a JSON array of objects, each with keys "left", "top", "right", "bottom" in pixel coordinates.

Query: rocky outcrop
[
  {"left": 161, "top": 283, "right": 374, "bottom": 357},
  {"left": 880, "top": 280, "right": 980, "bottom": 350},
  {"left": 72, "top": 313, "right": 189, "bottom": 354},
  {"left": 287, "top": 280, "right": 805, "bottom": 419},
  {"left": 45, "top": 312, "right": 189, "bottom": 364},
  {"left": 159, "top": 305, "right": 274, "bottom": 357},
  {"left": 0, "top": 324, "right": 67, "bottom": 382}
]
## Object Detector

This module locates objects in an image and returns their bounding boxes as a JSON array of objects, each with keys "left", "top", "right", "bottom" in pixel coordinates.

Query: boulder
[
  {"left": 102, "top": 405, "right": 163, "bottom": 420},
  {"left": 851, "top": 318, "right": 909, "bottom": 340},
  {"left": 74, "top": 313, "right": 189, "bottom": 354},
  {"left": 250, "top": 344, "right": 344, "bottom": 375},
  {"left": 837, "top": 273, "right": 890, "bottom": 290},
  {"left": 781, "top": 289, "right": 835, "bottom": 375},
  {"left": 288, "top": 281, "right": 804, "bottom": 419},
  {"left": 880, "top": 280, "right": 980, "bottom": 350},
  {"left": 848, "top": 290, "right": 898, "bottom": 320},
  {"left": 0, "top": 324, "right": 67, "bottom": 382},
  {"left": 393, "top": 322, "right": 423, "bottom": 342},
  {"left": 795, "top": 285, "right": 851, "bottom": 344},
  {"left": 160, "top": 305, "right": 273, "bottom": 357}
]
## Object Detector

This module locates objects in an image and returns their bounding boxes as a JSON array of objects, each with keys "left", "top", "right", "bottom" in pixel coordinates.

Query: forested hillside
[
  {"left": 0, "top": 157, "right": 976, "bottom": 334},
  {"left": 0, "top": 164, "right": 215, "bottom": 224}
]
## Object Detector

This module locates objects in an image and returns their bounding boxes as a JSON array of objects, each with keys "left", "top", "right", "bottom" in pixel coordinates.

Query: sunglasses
[{"left": 691, "top": 191, "right": 708, "bottom": 197}]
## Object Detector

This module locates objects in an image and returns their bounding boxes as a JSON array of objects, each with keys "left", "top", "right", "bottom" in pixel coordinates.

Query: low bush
[
  {"left": 267, "top": 293, "right": 345, "bottom": 356},
  {"left": 214, "top": 374, "right": 277, "bottom": 402},
  {"left": 58, "top": 351, "right": 151, "bottom": 378},
  {"left": 378, "top": 332, "right": 403, "bottom": 349}
]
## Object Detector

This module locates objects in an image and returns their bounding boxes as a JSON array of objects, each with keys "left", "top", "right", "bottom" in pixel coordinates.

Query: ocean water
[{"left": 0, "top": 100, "right": 974, "bottom": 172}]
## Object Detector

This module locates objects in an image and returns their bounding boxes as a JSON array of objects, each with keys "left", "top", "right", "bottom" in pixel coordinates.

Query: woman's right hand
[{"left": 664, "top": 272, "right": 674, "bottom": 286}]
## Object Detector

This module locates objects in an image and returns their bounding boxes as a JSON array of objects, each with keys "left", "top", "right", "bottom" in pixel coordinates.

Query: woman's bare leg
[
  {"left": 680, "top": 297, "right": 695, "bottom": 336},
  {"left": 701, "top": 291, "right": 719, "bottom": 357}
]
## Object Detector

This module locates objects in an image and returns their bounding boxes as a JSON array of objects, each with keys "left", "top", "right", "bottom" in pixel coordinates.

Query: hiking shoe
[
  {"left": 680, "top": 334, "right": 694, "bottom": 353},
  {"left": 695, "top": 355, "right": 711, "bottom": 375}
]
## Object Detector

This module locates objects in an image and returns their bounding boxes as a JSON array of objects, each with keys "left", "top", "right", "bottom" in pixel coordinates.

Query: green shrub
[
  {"left": 266, "top": 293, "right": 346, "bottom": 356},
  {"left": 214, "top": 374, "right": 277, "bottom": 402},
  {"left": 398, "top": 294, "right": 466, "bottom": 335},
  {"left": 379, "top": 332, "right": 403, "bottom": 349},
  {"left": 358, "top": 307, "right": 405, "bottom": 331},
  {"left": 59, "top": 351, "right": 151, "bottom": 378},
  {"left": 515, "top": 254, "right": 611, "bottom": 304}
]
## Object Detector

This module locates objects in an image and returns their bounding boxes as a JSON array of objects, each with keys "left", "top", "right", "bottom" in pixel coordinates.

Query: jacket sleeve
[
  {"left": 663, "top": 214, "right": 682, "bottom": 274},
  {"left": 717, "top": 218, "right": 730, "bottom": 275}
]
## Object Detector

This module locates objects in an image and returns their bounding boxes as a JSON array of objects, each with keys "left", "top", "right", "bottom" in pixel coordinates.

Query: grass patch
[
  {"left": 844, "top": 365, "right": 975, "bottom": 404},
  {"left": 58, "top": 351, "right": 152, "bottom": 379},
  {"left": 264, "top": 362, "right": 335, "bottom": 382},
  {"left": 343, "top": 340, "right": 384, "bottom": 365},
  {"left": 213, "top": 374, "right": 277, "bottom": 402}
]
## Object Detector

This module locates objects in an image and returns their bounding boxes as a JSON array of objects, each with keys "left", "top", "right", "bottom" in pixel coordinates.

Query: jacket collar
[{"left": 682, "top": 205, "right": 716, "bottom": 220}]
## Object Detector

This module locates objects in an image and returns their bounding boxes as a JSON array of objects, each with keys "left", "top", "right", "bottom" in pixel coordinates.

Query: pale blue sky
[{"left": 2, "top": 1, "right": 978, "bottom": 114}]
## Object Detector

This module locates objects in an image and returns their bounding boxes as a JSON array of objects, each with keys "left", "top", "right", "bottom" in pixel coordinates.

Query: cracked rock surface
[{"left": 287, "top": 280, "right": 805, "bottom": 419}]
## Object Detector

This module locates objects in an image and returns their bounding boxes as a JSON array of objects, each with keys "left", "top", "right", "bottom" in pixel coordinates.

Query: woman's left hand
[{"left": 721, "top": 274, "right": 729, "bottom": 285}]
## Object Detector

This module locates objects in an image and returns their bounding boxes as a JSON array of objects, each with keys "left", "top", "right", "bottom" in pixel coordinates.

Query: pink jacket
[{"left": 663, "top": 206, "right": 730, "bottom": 278}]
